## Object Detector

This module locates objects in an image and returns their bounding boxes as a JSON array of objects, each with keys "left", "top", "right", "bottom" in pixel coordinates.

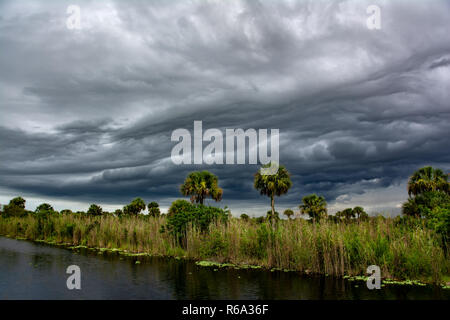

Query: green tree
[
  {"left": 123, "top": 198, "right": 146, "bottom": 215},
  {"left": 240, "top": 213, "right": 249, "bottom": 221},
  {"left": 164, "top": 200, "right": 228, "bottom": 246},
  {"left": 148, "top": 201, "right": 161, "bottom": 217},
  {"left": 2, "top": 197, "right": 27, "bottom": 217},
  {"left": 10, "top": 197, "right": 26, "bottom": 209},
  {"left": 402, "top": 166, "right": 450, "bottom": 247},
  {"left": 35, "top": 203, "right": 54, "bottom": 214},
  {"left": 342, "top": 208, "right": 355, "bottom": 220},
  {"left": 180, "top": 171, "right": 223, "bottom": 205},
  {"left": 358, "top": 211, "right": 369, "bottom": 221},
  {"left": 300, "top": 194, "right": 327, "bottom": 222},
  {"left": 87, "top": 204, "right": 102, "bottom": 216},
  {"left": 254, "top": 163, "right": 292, "bottom": 216},
  {"left": 407, "top": 166, "right": 449, "bottom": 197},
  {"left": 353, "top": 206, "right": 366, "bottom": 219},
  {"left": 283, "top": 209, "right": 294, "bottom": 220},
  {"left": 402, "top": 198, "right": 419, "bottom": 217}
]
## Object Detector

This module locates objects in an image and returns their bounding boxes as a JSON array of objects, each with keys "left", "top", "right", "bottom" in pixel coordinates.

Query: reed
[{"left": 0, "top": 214, "right": 448, "bottom": 284}]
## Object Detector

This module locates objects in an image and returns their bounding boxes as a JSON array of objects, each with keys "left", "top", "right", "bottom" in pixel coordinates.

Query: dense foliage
[
  {"left": 164, "top": 200, "right": 229, "bottom": 245},
  {"left": 180, "top": 171, "right": 223, "bottom": 204},
  {"left": 299, "top": 194, "right": 327, "bottom": 221},
  {"left": 0, "top": 214, "right": 448, "bottom": 284}
]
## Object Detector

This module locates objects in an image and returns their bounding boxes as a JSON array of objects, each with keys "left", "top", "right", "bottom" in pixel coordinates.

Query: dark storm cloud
[{"left": 0, "top": 0, "right": 449, "bottom": 214}]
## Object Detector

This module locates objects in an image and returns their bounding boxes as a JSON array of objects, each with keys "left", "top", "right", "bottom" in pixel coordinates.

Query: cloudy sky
[{"left": 0, "top": 0, "right": 449, "bottom": 216}]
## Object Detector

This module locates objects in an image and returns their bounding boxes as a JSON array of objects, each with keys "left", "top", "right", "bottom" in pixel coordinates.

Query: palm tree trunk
[{"left": 271, "top": 196, "right": 275, "bottom": 216}]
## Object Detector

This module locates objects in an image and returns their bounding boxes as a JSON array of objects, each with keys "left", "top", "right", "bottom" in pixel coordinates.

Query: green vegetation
[
  {"left": 402, "top": 166, "right": 449, "bottom": 246},
  {"left": 180, "top": 171, "right": 223, "bottom": 204},
  {"left": 148, "top": 202, "right": 161, "bottom": 217},
  {"left": 254, "top": 163, "right": 292, "bottom": 216},
  {"left": 0, "top": 166, "right": 448, "bottom": 287},
  {"left": 240, "top": 213, "right": 250, "bottom": 221},
  {"left": 0, "top": 213, "right": 448, "bottom": 285},
  {"left": 332, "top": 207, "right": 369, "bottom": 222},
  {"left": 163, "top": 199, "right": 229, "bottom": 246},
  {"left": 299, "top": 194, "right": 327, "bottom": 222},
  {"left": 123, "top": 198, "right": 146, "bottom": 216},
  {"left": 87, "top": 204, "right": 103, "bottom": 216},
  {"left": 283, "top": 209, "right": 294, "bottom": 220}
]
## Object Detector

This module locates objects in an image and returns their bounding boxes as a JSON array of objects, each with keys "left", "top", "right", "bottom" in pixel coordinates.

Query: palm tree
[
  {"left": 123, "top": 198, "right": 146, "bottom": 215},
  {"left": 407, "top": 166, "right": 449, "bottom": 197},
  {"left": 254, "top": 163, "right": 292, "bottom": 216},
  {"left": 353, "top": 206, "right": 365, "bottom": 219},
  {"left": 299, "top": 194, "right": 327, "bottom": 222},
  {"left": 180, "top": 171, "right": 223, "bottom": 205},
  {"left": 148, "top": 201, "right": 161, "bottom": 217},
  {"left": 283, "top": 209, "right": 294, "bottom": 220}
]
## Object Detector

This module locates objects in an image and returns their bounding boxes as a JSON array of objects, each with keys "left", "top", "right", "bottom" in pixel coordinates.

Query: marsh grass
[{"left": 0, "top": 214, "right": 448, "bottom": 283}]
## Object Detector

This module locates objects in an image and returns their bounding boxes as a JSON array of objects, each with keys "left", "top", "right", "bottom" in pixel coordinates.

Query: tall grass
[{"left": 0, "top": 214, "right": 448, "bottom": 283}]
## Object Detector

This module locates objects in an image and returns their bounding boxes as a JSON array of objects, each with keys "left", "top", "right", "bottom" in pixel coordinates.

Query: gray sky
[{"left": 0, "top": 0, "right": 449, "bottom": 216}]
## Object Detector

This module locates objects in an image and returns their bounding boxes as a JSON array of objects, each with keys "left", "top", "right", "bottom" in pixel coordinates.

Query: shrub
[
  {"left": 200, "top": 231, "right": 229, "bottom": 257},
  {"left": 165, "top": 200, "right": 228, "bottom": 245},
  {"left": 63, "top": 223, "right": 75, "bottom": 238},
  {"left": 265, "top": 210, "right": 280, "bottom": 224}
]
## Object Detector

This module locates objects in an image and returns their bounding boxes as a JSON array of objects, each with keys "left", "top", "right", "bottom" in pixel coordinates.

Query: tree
[
  {"left": 335, "top": 207, "right": 367, "bottom": 222},
  {"left": 148, "top": 201, "right": 161, "bottom": 217},
  {"left": 403, "top": 191, "right": 450, "bottom": 218},
  {"left": 35, "top": 203, "right": 54, "bottom": 214},
  {"left": 180, "top": 171, "right": 223, "bottom": 205},
  {"left": 342, "top": 208, "right": 355, "bottom": 220},
  {"left": 283, "top": 209, "right": 294, "bottom": 220},
  {"left": 402, "top": 198, "right": 419, "bottom": 217},
  {"left": 300, "top": 194, "right": 327, "bottom": 222},
  {"left": 114, "top": 209, "right": 123, "bottom": 216},
  {"left": 10, "top": 197, "right": 26, "bottom": 209},
  {"left": 60, "top": 209, "right": 73, "bottom": 215},
  {"left": 123, "top": 198, "right": 146, "bottom": 215},
  {"left": 358, "top": 211, "right": 369, "bottom": 221},
  {"left": 164, "top": 199, "right": 228, "bottom": 246},
  {"left": 87, "top": 204, "right": 102, "bottom": 216},
  {"left": 407, "top": 166, "right": 449, "bottom": 197},
  {"left": 2, "top": 197, "right": 27, "bottom": 217},
  {"left": 402, "top": 167, "right": 450, "bottom": 247},
  {"left": 240, "top": 213, "right": 249, "bottom": 221},
  {"left": 254, "top": 163, "right": 292, "bottom": 216},
  {"left": 353, "top": 206, "right": 366, "bottom": 219}
]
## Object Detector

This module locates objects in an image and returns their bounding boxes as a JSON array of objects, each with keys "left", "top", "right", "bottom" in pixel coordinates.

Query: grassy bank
[{"left": 0, "top": 214, "right": 448, "bottom": 285}]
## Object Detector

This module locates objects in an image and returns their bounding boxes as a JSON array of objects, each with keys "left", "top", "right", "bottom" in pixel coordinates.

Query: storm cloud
[{"left": 0, "top": 0, "right": 449, "bottom": 215}]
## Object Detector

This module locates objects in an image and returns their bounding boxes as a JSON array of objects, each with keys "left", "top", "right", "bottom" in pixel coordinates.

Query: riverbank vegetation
[
  {"left": 0, "top": 165, "right": 448, "bottom": 285},
  {"left": 0, "top": 212, "right": 448, "bottom": 285}
]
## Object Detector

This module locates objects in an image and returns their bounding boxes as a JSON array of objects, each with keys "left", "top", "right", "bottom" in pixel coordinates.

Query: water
[{"left": 0, "top": 236, "right": 448, "bottom": 300}]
